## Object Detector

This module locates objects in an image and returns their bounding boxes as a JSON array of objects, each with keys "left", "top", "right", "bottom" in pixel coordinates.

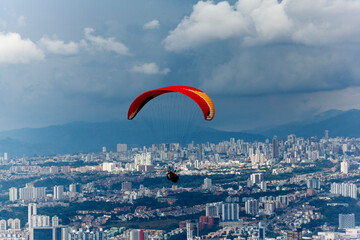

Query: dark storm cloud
[{"left": 0, "top": 0, "right": 359, "bottom": 131}]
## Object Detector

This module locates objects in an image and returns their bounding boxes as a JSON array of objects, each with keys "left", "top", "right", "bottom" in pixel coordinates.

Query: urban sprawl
[{"left": 1, "top": 131, "right": 360, "bottom": 240}]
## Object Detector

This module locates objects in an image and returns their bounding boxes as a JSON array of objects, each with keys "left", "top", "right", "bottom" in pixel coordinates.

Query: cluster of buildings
[
  {"left": 9, "top": 183, "right": 82, "bottom": 202},
  {"left": 1, "top": 131, "right": 360, "bottom": 239}
]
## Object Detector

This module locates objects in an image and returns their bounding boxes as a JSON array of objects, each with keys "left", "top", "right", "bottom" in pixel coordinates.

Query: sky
[{"left": 0, "top": 0, "right": 360, "bottom": 131}]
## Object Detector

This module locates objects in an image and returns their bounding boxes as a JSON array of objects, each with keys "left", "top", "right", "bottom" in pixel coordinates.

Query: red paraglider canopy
[{"left": 128, "top": 86, "right": 215, "bottom": 121}]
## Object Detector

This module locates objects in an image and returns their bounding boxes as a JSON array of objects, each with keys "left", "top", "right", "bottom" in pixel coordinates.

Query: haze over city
[{"left": 1, "top": 1, "right": 360, "bottom": 240}]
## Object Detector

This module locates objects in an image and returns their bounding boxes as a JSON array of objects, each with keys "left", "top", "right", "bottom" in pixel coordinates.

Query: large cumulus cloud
[
  {"left": 0, "top": 32, "right": 44, "bottom": 63},
  {"left": 164, "top": 0, "right": 360, "bottom": 51},
  {"left": 163, "top": 0, "right": 360, "bottom": 97}
]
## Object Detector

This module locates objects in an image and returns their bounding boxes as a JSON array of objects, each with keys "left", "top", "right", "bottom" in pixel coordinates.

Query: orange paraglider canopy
[{"left": 127, "top": 86, "right": 215, "bottom": 121}]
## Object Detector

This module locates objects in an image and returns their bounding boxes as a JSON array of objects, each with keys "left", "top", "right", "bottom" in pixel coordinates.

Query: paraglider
[
  {"left": 166, "top": 166, "right": 179, "bottom": 183},
  {"left": 127, "top": 86, "right": 215, "bottom": 121},
  {"left": 128, "top": 86, "right": 215, "bottom": 183}
]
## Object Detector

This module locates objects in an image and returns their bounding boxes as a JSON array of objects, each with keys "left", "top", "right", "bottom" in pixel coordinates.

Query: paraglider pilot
[{"left": 166, "top": 166, "right": 179, "bottom": 183}]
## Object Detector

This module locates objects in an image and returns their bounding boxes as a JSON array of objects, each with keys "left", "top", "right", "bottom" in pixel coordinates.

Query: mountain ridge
[
  {"left": 247, "top": 109, "right": 360, "bottom": 139},
  {"left": 0, "top": 120, "right": 265, "bottom": 157}
]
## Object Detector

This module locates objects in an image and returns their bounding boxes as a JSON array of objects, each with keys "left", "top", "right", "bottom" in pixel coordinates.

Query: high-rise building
[
  {"left": 259, "top": 222, "right": 265, "bottom": 240},
  {"left": 203, "top": 178, "right": 212, "bottom": 189},
  {"left": 245, "top": 199, "right": 259, "bottom": 215},
  {"left": 103, "top": 162, "right": 115, "bottom": 172},
  {"left": 134, "top": 152, "right": 152, "bottom": 167},
  {"left": 222, "top": 202, "right": 239, "bottom": 222},
  {"left": 260, "top": 181, "right": 267, "bottom": 191},
  {"left": 69, "top": 183, "right": 81, "bottom": 193},
  {"left": 324, "top": 130, "right": 329, "bottom": 139},
  {"left": 339, "top": 214, "right": 355, "bottom": 229},
  {"left": 130, "top": 229, "right": 148, "bottom": 240},
  {"left": 9, "top": 187, "right": 18, "bottom": 201},
  {"left": 186, "top": 220, "right": 199, "bottom": 240},
  {"left": 7, "top": 218, "right": 21, "bottom": 230},
  {"left": 341, "top": 161, "right": 349, "bottom": 174},
  {"left": 199, "top": 216, "right": 215, "bottom": 232},
  {"left": 264, "top": 201, "right": 276, "bottom": 215},
  {"left": 206, "top": 203, "right": 221, "bottom": 217},
  {"left": 28, "top": 203, "right": 37, "bottom": 228},
  {"left": 51, "top": 216, "right": 59, "bottom": 227},
  {"left": 102, "top": 146, "right": 106, "bottom": 153},
  {"left": 272, "top": 136, "right": 279, "bottom": 159},
  {"left": 250, "top": 173, "right": 264, "bottom": 185},
  {"left": 19, "top": 184, "right": 46, "bottom": 201},
  {"left": 30, "top": 226, "right": 68, "bottom": 240},
  {"left": 307, "top": 179, "right": 321, "bottom": 189},
  {"left": 331, "top": 183, "right": 357, "bottom": 199},
  {"left": 117, "top": 144, "right": 127, "bottom": 152},
  {"left": 53, "top": 185, "right": 64, "bottom": 200},
  {"left": 276, "top": 195, "right": 289, "bottom": 206},
  {"left": 31, "top": 215, "right": 50, "bottom": 228},
  {"left": 0, "top": 220, "right": 6, "bottom": 230},
  {"left": 4, "top": 152, "right": 8, "bottom": 160}
]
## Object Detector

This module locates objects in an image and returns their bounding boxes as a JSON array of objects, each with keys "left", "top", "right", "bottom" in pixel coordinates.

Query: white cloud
[
  {"left": 131, "top": 62, "right": 170, "bottom": 75},
  {"left": 0, "top": 32, "right": 44, "bottom": 63},
  {"left": 164, "top": 1, "right": 247, "bottom": 51},
  {"left": 39, "top": 37, "right": 79, "bottom": 55},
  {"left": 164, "top": 0, "right": 360, "bottom": 51},
  {"left": 143, "top": 20, "right": 160, "bottom": 30},
  {"left": 84, "top": 27, "right": 130, "bottom": 55}
]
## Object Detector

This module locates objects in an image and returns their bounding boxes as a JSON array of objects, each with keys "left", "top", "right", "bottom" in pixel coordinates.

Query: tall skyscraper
[
  {"left": 203, "top": 178, "right": 212, "bottom": 189},
  {"left": 259, "top": 222, "right": 265, "bottom": 240},
  {"left": 245, "top": 199, "right": 259, "bottom": 215},
  {"left": 307, "top": 179, "right": 321, "bottom": 189},
  {"left": 206, "top": 203, "right": 221, "bottom": 217},
  {"left": 9, "top": 187, "right": 18, "bottom": 201},
  {"left": 53, "top": 185, "right": 64, "bottom": 200},
  {"left": 28, "top": 203, "right": 37, "bottom": 228},
  {"left": 31, "top": 215, "right": 50, "bottom": 228},
  {"left": 0, "top": 220, "right": 6, "bottom": 230},
  {"left": 69, "top": 183, "right": 81, "bottom": 193},
  {"left": 324, "top": 130, "right": 329, "bottom": 139},
  {"left": 130, "top": 229, "right": 148, "bottom": 240},
  {"left": 260, "top": 181, "right": 267, "bottom": 191},
  {"left": 272, "top": 136, "right": 279, "bottom": 159},
  {"left": 276, "top": 195, "right": 289, "bottom": 206},
  {"left": 250, "top": 173, "right": 264, "bottom": 185},
  {"left": 339, "top": 214, "right": 355, "bottom": 229},
  {"left": 30, "top": 226, "right": 68, "bottom": 240},
  {"left": 117, "top": 144, "right": 127, "bottom": 152},
  {"left": 222, "top": 202, "right": 239, "bottom": 222},
  {"left": 341, "top": 161, "right": 349, "bottom": 174},
  {"left": 186, "top": 220, "right": 199, "bottom": 240},
  {"left": 51, "top": 216, "right": 59, "bottom": 227}
]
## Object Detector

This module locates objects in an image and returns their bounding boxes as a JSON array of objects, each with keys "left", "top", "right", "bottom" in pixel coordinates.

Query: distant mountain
[
  {"left": 247, "top": 109, "right": 360, "bottom": 139},
  {"left": 0, "top": 120, "right": 265, "bottom": 156}
]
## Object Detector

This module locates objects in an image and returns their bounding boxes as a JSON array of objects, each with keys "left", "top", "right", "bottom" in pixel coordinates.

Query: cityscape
[
  {"left": 1, "top": 0, "right": 360, "bottom": 239},
  {"left": 1, "top": 131, "right": 360, "bottom": 239}
]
